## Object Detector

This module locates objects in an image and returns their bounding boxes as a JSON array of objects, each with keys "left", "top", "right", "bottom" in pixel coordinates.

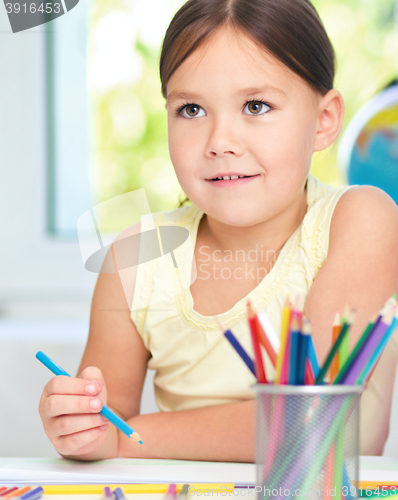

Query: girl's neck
[{"left": 199, "top": 187, "right": 308, "bottom": 255}]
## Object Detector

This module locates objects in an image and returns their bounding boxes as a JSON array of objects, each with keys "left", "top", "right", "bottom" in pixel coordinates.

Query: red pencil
[
  {"left": 255, "top": 314, "right": 277, "bottom": 368},
  {"left": 247, "top": 300, "right": 267, "bottom": 383}
]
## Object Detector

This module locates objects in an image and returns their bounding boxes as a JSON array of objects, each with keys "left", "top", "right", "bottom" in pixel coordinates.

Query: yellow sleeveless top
[{"left": 130, "top": 173, "right": 398, "bottom": 455}]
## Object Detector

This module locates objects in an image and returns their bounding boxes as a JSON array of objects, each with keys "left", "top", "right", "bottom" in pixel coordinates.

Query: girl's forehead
[{"left": 166, "top": 25, "right": 306, "bottom": 100}]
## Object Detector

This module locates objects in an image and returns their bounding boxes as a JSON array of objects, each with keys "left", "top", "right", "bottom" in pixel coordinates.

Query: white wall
[
  {"left": 0, "top": 5, "right": 158, "bottom": 457},
  {"left": 0, "top": 321, "right": 158, "bottom": 457},
  {"left": 0, "top": 0, "right": 95, "bottom": 320}
]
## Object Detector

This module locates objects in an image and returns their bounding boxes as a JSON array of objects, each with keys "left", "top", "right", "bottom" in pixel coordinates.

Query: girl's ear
[{"left": 313, "top": 89, "right": 345, "bottom": 152}]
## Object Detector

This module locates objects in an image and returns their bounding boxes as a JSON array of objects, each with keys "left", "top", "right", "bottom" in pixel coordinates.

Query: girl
[{"left": 39, "top": 0, "right": 398, "bottom": 461}]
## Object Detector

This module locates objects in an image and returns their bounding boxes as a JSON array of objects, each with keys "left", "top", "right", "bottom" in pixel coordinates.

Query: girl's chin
[{"left": 204, "top": 209, "right": 267, "bottom": 228}]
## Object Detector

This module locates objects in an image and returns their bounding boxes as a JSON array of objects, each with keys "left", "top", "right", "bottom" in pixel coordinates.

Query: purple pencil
[{"left": 341, "top": 306, "right": 396, "bottom": 385}]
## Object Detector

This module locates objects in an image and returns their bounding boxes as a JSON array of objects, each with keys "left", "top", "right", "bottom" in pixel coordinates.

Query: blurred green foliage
[{"left": 89, "top": 0, "right": 398, "bottom": 229}]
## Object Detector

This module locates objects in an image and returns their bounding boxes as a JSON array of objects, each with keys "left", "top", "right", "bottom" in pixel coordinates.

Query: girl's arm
[
  {"left": 39, "top": 223, "right": 151, "bottom": 461},
  {"left": 304, "top": 185, "right": 398, "bottom": 455},
  {"left": 118, "top": 400, "right": 256, "bottom": 462},
  {"left": 70, "top": 223, "right": 151, "bottom": 460}
]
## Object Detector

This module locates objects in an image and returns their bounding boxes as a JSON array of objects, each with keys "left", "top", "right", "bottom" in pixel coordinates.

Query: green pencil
[
  {"left": 339, "top": 304, "right": 350, "bottom": 369},
  {"left": 333, "top": 315, "right": 377, "bottom": 385},
  {"left": 315, "top": 310, "right": 356, "bottom": 385}
]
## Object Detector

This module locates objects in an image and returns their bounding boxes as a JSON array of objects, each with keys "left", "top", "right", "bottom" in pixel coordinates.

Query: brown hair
[
  {"left": 160, "top": 0, "right": 337, "bottom": 206},
  {"left": 160, "top": 0, "right": 336, "bottom": 98}
]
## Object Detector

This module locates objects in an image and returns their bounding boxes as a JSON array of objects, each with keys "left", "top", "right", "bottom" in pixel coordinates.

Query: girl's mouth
[{"left": 206, "top": 174, "right": 259, "bottom": 187}]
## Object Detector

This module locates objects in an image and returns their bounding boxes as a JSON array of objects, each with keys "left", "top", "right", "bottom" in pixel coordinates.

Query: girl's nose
[{"left": 205, "top": 119, "right": 244, "bottom": 158}]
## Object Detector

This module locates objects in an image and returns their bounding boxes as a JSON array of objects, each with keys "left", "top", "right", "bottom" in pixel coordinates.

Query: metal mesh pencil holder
[{"left": 255, "top": 384, "right": 363, "bottom": 500}]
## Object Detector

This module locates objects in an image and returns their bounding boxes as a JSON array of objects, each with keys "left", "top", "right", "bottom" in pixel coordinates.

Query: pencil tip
[
  {"left": 246, "top": 300, "right": 254, "bottom": 317},
  {"left": 348, "top": 308, "right": 357, "bottom": 324},
  {"left": 302, "top": 317, "right": 312, "bottom": 335},
  {"left": 139, "top": 440, "right": 144, "bottom": 444}
]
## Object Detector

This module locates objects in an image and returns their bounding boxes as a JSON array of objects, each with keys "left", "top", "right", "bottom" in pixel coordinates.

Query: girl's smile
[{"left": 205, "top": 173, "right": 260, "bottom": 188}]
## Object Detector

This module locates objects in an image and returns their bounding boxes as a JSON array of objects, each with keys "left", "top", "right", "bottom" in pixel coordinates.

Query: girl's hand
[{"left": 38, "top": 366, "right": 110, "bottom": 456}]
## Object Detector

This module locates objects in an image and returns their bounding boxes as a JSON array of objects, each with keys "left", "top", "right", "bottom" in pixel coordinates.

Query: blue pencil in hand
[{"left": 36, "top": 351, "right": 143, "bottom": 443}]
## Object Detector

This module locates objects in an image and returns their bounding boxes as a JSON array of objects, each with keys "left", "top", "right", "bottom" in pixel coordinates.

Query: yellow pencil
[
  {"left": 42, "top": 483, "right": 234, "bottom": 494},
  {"left": 275, "top": 296, "right": 292, "bottom": 384}
]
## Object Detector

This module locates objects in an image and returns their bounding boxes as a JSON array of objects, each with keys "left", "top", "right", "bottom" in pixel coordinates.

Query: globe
[{"left": 338, "top": 82, "right": 398, "bottom": 204}]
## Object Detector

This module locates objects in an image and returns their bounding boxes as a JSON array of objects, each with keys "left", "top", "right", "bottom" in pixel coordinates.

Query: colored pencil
[
  {"left": 164, "top": 484, "right": 177, "bottom": 500},
  {"left": 103, "top": 486, "right": 113, "bottom": 498},
  {"left": 297, "top": 319, "right": 309, "bottom": 385},
  {"left": 4, "top": 489, "right": 31, "bottom": 499},
  {"left": 275, "top": 296, "right": 292, "bottom": 384},
  {"left": 323, "top": 441, "right": 335, "bottom": 496},
  {"left": 0, "top": 489, "right": 18, "bottom": 498},
  {"left": 247, "top": 301, "right": 267, "bottom": 383},
  {"left": 180, "top": 485, "right": 190, "bottom": 499},
  {"left": 288, "top": 314, "right": 301, "bottom": 385},
  {"left": 304, "top": 318, "right": 320, "bottom": 381},
  {"left": 330, "top": 313, "right": 341, "bottom": 382},
  {"left": 315, "top": 309, "right": 356, "bottom": 384},
  {"left": 339, "top": 306, "right": 350, "bottom": 370},
  {"left": 0, "top": 490, "right": 15, "bottom": 497},
  {"left": 358, "top": 311, "right": 398, "bottom": 384},
  {"left": 215, "top": 316, "right": 256, "bottom": 377},
  {"left": 36, "top": 351, "right": 143, "bottom": 443},
  {"left": 255, "top": 314, "right": 277, "bottom": 367},
  {"left": 255, "top": 307, "right": 280, "bottom": 354},
  {"left": 334, "top": 295, "right": 397, "bottom": 384},
  {"left": 342, "top": 306, "right": 395, "bottom": 385},
  {"left": 113, "top": 487, "right": 127, "bottom": 500},
  {"left": 334, "top": 417, "right": 345, "bottom": 500},
  {"left": 18, "top": 487, "right": 44, "bottom": 500},
  {"left": 333, "top": 314, "right": 378, "bottom": 384},
  {"left": 42, "top": 484, "right": 233, "bottom": 494}
]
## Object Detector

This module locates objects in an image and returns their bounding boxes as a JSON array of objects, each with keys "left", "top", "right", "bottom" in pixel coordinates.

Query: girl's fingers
[
  {"left": 52, "top": 412, "right": 109, "bottom": 437},
  {"left": 55, "top": 423, "right": 109, "bottom": 456},
  {"left": 42, "top": 394, "right": 104, "bottom": 418},
  {"left": 78, "top": 366, "right": 105, "bottom": 387},
  {"left": 43, "top": 376, "right": 101, "bottom": 398}
]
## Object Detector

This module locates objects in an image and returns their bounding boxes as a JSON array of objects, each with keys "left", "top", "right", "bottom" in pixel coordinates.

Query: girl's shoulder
[{"left": 330, "top": 183, "right": 398, "bottom": 252}]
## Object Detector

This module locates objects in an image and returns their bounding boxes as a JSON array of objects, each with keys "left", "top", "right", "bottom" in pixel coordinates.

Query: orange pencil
[
  {"left": 330, "top": 313, "right": 341, "bottom": 382},
  {"left": 247, "top": 300, "right": 267, "bottom": 383},
  {"left": 4, "top": 487, "right": 31, "bottom": 499}
]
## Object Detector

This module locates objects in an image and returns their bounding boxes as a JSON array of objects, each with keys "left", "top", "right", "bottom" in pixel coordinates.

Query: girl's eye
[
  {"left": 244, "top": 100, "right": 271, "bottom": 115},
  {"left": 178, "top": 103, "right": 206, "bottom": 118}
]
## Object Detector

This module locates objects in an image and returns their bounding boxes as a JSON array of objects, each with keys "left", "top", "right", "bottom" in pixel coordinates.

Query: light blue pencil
[{"left": 36, "top": 351, "right": 143, "bottom": 443}]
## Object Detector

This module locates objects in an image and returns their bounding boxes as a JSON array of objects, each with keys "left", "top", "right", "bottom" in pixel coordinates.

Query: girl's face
[{"left": 166, "top": 26, "right": 323, "bottom": 227}]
